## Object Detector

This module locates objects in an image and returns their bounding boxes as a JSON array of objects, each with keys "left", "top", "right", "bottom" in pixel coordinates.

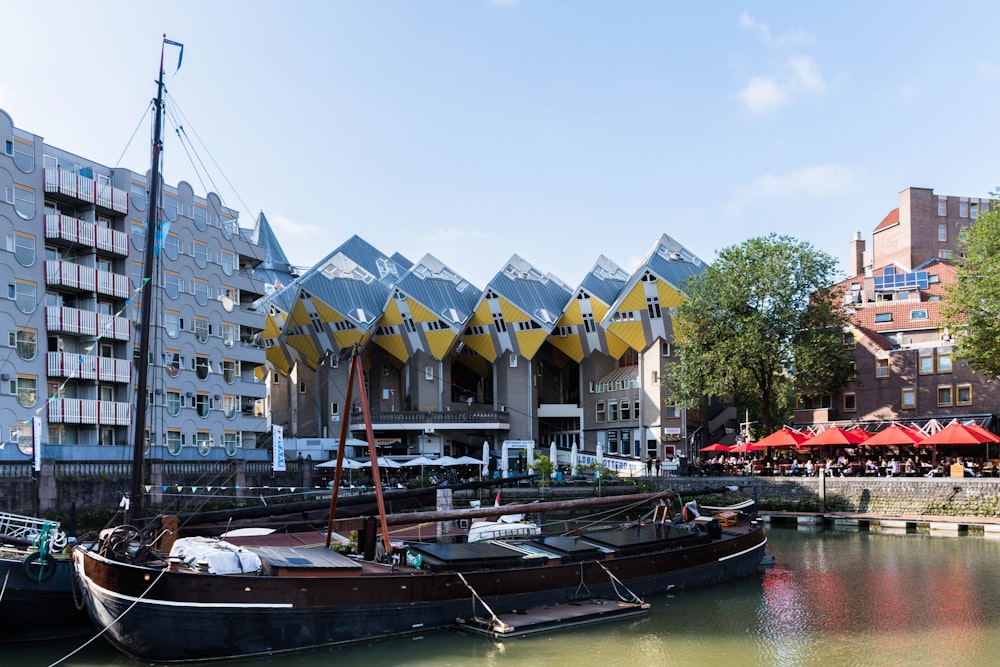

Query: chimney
[{"left": 849, "top": 231, "right": 865, "bottom": 277}]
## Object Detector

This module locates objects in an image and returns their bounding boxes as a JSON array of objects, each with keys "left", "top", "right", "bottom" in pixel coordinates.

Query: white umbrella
[
  {"left": 550, "top": 442, "right": 558, "bottom": 480},
  {"left": 435, "top": 455, "right": 460, "bottom": 466},
  {"left": 316, "top": 458, "right": 366, "bottom": 469},
  {"left": 401, "top": 456, "right": 436, "bottom": 467},
  {"left": 596, "top": 443, "right": 604, "bottom": 467},
  {"left": 570, "top": 441, "right": 578, "bottom": 477},
  {"left": 361, "top": 456, "right": 402, "bottom": 469},
  {"left": 482, "top": 442, "right": 491, "bottom": 477},
  {"left": 453, "top": 455, "right": 484, "bottom": 465}
]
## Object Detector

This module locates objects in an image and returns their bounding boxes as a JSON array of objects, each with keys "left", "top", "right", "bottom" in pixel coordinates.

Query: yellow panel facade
[
  {"left": 656, "top": 280, "right": 686, "bottom": 308},
  {"left": 559, "top": 299, "right": 583, "bottom": 326},
  {"left": 380, "top": 299, "right": 403, "bottom": 326},
  {"left": 374, "top": 333, "right": 409, "bottom": 363},
  {"left": 287, "top": 299, "right": 312, "bottom": 328},
  {"left": 425, "top": 328, "right": 458, "bottom": 361},
  {"left": 605, "top": 332, "right": 631, "bottom": 360},
  {"left": 605, "top": 320, "right": 647, "bottom": 353},
  {"left": 287, "top": 334, "right": 320, "bottom": 368},
  {"left": 406, "top": 298, "right": 438, "bottom": 324},
  {"left": 463, "top": 335, "right": 498, "bottom": 362},
  {"left": 548, "top": 334, "right": 584, "bottom": 362},
  {"left": 515, "top": 328, "right": 549, "bottom": 360},
  {"left": 313, "top": 298, "right": 345, "bottom": 326},
  {"left": 262, "top": 312, "right": 284, "bottom": 339},
  {"left": 266, "top": 346, "right": 292, "bottom": 374},
  {"left": 498, "top": 297, "right": 529, "bottom": 326},
  {"left": 617, "top": 283, "right": 648, "bottom": 313}
]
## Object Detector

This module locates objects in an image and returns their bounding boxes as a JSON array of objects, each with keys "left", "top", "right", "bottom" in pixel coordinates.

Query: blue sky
[{"left": 3, "top": 1, "right": 998, "bottom": 288}]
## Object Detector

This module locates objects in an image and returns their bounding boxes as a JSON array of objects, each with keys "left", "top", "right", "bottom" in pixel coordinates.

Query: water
[{"left": 13, "top": 526, "right": 1000, "bottom": 667}]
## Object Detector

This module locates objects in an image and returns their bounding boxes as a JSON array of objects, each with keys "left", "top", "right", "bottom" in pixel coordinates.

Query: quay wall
[{"left": 656, "top": 476, "right": 1000, "bottom": 518}]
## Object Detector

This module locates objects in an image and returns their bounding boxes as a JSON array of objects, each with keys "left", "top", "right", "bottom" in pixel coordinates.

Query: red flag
[{"left": 494, "top": 490, "right": 501, "bottom": 507}]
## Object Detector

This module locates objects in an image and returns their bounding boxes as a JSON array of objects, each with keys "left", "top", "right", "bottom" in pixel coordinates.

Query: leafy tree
[
  {"left": 943, "top": 202, "right": 1000, "bottom": 377},
  {"left": 665, "top": 234, "right": 853, "bottom": 434}
]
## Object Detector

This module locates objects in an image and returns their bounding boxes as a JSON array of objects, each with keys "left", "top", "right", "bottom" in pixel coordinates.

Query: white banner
[
  {"left": 272, "top": 424, "right": 286, "bottom": 472},
  {"left": 33, "top": 417, "right": 42, "bottom": 472}
]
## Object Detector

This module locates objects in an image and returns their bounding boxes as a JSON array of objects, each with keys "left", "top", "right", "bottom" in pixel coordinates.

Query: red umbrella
[
  {"left": 921, "top": 422, "right": 1000, "bottom": 445},
  {"left": 863, "top": 424, "right": 925, "bottom": 447},
  {"left": 700, "top": 443, "right": 731, "bottom": 452},
  {"left": 961, "top": 423, "right": 1000, "bottom": 444},
  {"left": 800, "top": 426, "right": 870, "bottom": 448},
  {"left": 729, "top": 442, "right": 753, "bottom": 454},
  {"left": 756, "top": 427, "right": 812, "bottom": 449}
]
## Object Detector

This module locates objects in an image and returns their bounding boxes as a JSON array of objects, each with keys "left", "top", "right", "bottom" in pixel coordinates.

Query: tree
[
  {"left": 943, "top": 202, "right": 1000, "bottom": 377},
  {"left": 664, "top": 234, "right": 853, "bottom": 435}
]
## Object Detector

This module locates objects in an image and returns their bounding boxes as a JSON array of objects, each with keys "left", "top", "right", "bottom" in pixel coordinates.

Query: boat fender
[
  {"left": 406, "top": 551, "right": 423, "bottom": 569},
  {"left": 22, "top": 551, "right": 58, "bottom": 582}
]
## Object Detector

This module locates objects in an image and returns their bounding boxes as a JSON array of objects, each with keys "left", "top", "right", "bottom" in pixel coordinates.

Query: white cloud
[
  {"left": 737, "top": 56, "right": 826, "bottom": 115},
  {"left": 739, "top": 12, "right": 812, "bottom": 49},
  {"left": 726, "top": 164, "right": 856, "bottom": 217},
  {"left": 976, "top": 60, "right": 1000, "bottom": 81}
]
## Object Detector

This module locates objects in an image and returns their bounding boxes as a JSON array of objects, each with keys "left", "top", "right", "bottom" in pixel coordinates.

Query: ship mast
[{"left": 130, "top": 36, "right": 173, "bottom": 517}]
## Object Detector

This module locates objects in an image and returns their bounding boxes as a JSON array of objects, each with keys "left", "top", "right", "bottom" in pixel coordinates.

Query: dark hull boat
[
  {"left": 0, "top": 512, "right": 91, "bottom": 641},
  {"left": 73, "top": 498, "right": 767, "bottom": 662}
]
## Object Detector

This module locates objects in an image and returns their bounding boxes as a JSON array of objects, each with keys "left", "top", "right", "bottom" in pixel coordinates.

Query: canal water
[{"left": 14, "top": 525, "right": 1000, "bottom": 667}]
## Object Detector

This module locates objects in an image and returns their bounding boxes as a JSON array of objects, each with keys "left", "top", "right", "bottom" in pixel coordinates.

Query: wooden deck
[{"left": 456, "top": 598, "right": 650, "bottom": 638}]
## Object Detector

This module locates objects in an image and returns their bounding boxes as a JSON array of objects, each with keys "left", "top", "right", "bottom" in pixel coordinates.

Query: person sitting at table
[
  {"left": 887, "top": 458, "right": 900, "bottom": 476},
  {"left": 804, "top": 459, "right": 815, "bottom": 476},
  {"left": 904, "top": 457, "right": 917, "bottom": 476},
  {"left": 957, "top": 457, "right": 980, "bottom": 477},
  {"left": 790, "top": 460, "right": 800, "bottom": 476},
  {"left": 865, "top": 459, "right": 878, "bottom": 476}
]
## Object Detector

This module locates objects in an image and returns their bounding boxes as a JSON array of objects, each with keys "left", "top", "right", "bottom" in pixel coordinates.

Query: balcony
[
  {"left": 353, "top": 410, "right": 511, "bottom": 429},
  {"left": 47, "top": 352, "right": 132, "bottom": 383},
  {"left": 44, "top": 168, "right": 128, "bottom": 214},
  {"left": 47, "top": 398, "right": 132, "bottom": 426},
  {"left": 45, "top": 260, "right": 130, "bottom": 299},
  {"left": 45, "top": 214, "right": 128, "bottom": 256},
  {"left": 46, "top": 306, "right": 131, "bottom": 341}
]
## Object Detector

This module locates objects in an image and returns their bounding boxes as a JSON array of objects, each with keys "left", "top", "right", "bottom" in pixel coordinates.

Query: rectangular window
[
  {"left": 665, "top": 405, "right": 680, "bottom": 418},
  {"left": 937, "top": 351, "right": 952, "bottom": 373},
  {"left": 849, "top": 361, "right": 857, "bottom": 379},
  {"left": 424, "top": 365, "right": 433, "bottom": 381},
  {"left": 971, "top": 202, "right": 979, "bottom": 219},
  {"left": 910, "top": 309, "right": 928, "bottom": 320},
  {"left": 842, "top": 332, "right": 855, "bottom": 349},
  {"left": 960, "top": 201, "right": 969, "bottom": 217},
  {"left": 956, "top": 383, "right": 972, "bottom": 406},
  {"left": 607, "top": 431, "right": 619, "bottom": 455},
  {"left": 620, "top": 400, "right": 631, "bottom": 421},
  {"left": 595, "top": 401, "right": 606, "bottom": 423},
  {"left": 901, "top": 387, "right": 916, "bottom": 410},
  {"left": 938, "top": 199, "right": 947, "bottom": 216},
  {"left": 876, "top": 358, "right": 890, "bottom": 379},
  {"left": 843, "top": 393, "right": 857, "bottom": 413},
  {"left": 919, "top": 352, "right": 934, "bottom": 375},
  {"left": 509, "top": 354, "right": 517, "bottom": 368},
  {"left": 874, "top": 313, "right": 893, "bottom": 323},
  {"left": 608, "top": 400, "right": 619, "bottom": 422},
  {"left": 938, "top": 224, "right": 948, "bottom": 242},
  {"left": 937, "top": 385, "right": 953, "bottom": 407}
]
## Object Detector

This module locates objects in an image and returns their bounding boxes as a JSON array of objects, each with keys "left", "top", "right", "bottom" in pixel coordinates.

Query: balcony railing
[
  {"left": 47, "top": 352, "right": 132, "bottom": 383},
  {"left": 45, "top": 214, "right": 128, "bottom": 256},
  {"left": 45, "top": 260, "right": 130, "bottom": 299},
  {"left": 354, "top": 410, "right": 511, "bottom": 425},
  {"left": 47, "top": 398, "right": 132, "bottom": 426},
  {"left": 46, "top": 306, "right": 131, "bottom": 341},
  {"left": 44, "top": 168, "right": 128, "bottom": 214}
]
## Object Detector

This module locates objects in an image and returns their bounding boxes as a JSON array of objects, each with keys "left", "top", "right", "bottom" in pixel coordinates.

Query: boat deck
[{"left": 456, "top": 597, "right": 650, "bottom": 638}]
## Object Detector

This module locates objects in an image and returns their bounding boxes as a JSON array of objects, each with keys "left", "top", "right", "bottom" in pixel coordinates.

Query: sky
[{"left": 3, "top": 1, "right": 999, "bottom": 289}]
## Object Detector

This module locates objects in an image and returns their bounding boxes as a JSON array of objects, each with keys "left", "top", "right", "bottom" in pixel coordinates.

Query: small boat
[{"left": 0, "top": 512, "right": 91, "bottom": 640}]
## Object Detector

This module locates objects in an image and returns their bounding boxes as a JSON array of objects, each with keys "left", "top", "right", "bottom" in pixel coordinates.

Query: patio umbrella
[
  {"left": 482, "top": 442, "right": 491, "bottom": 477},
  {"left": 800, "top": 426, "right": 870, "bottom": 448},
  {"left": 756, "top": 427, "right": 812, "bottom": 449},
  {"left": 863, "top": 424, "right": 925, "bottom": 447},
  {"left": 729, "top": 442, "right": 754, "bottom": 454},
  {"left": 453, "top": 455, "right": 484, "bottom": 465},
  {"left": 402, "top": 455, "right": 436, "bottom": 478},
  {"left": 570, "top": 441, "right": 578, "bottom": 477},
  {"left": 700, "top": 443, "right": 731, "bottom": 452},
  {"left": 596, "top": 443, "right": 604, "bottom": 468},
  {"left": 361, "top": 456, "right": 402, "bottom": 468},
  {"left": 550, "top": 442, "right": 558, "bottom": 480},
  {"left": 921, "top": 422, "right": 1000, "bottom": 446},
  {"left": 963, "top": 423, "right": 1000, "bottom": 460},
  {"left": 434, "top": 456, "right": 460, "bottom": 466},
  {"left": 316, "top": 457, "right": 366, "bottom": 485}
]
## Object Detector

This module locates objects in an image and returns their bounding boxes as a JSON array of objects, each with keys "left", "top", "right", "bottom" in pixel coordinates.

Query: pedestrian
[
  {"left": 645, "top": 455, "right": 653, "bottom": 476},
  {"left": 654, "top": 457, "right": 661, "bottom": 476}
]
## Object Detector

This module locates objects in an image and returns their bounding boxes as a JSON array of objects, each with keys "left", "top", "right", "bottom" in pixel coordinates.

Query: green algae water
[{"left": 15, "top": 526, "right": 1000, "bottom": 667}]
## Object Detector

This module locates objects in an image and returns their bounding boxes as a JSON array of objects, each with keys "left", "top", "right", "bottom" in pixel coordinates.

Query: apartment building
[
  {"left": 0, "top": 106, "right": 269, "bottom": 461},
  {"left": 799, "top": 187, "right": 999, "bottom": 428}
]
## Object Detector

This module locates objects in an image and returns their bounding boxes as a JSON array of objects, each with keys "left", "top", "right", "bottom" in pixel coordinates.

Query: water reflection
[{"left": 15, "top": 528, "right": 1000, "bottom": 666}]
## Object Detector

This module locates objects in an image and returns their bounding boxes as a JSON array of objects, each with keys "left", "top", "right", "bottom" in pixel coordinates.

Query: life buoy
[{"left": 22, "top": 551, "right": 58, "bottom": 582}]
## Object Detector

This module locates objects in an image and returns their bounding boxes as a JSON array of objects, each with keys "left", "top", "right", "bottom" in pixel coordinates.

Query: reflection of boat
[
  {"left": 74, "top": 346, "right": 769, "bottom": 662},
  {"left": 0, "top": 512, "right": 90, "bottom": 640}
]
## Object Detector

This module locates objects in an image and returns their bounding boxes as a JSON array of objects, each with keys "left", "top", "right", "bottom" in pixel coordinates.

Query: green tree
[
  {"left": 943, "top": 202, "right": 1000, "bottom": 377},
  {"left": 664, "top": 234, "right": 853, "bottom": 434}
]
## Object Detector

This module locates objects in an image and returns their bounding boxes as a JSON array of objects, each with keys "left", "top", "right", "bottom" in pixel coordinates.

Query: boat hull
[
  {"left": 0, "top": 555, "right": 92, "bottom": 641},
  {"left": 74, "top": 522, "right": 767, "bottom": 662}
]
